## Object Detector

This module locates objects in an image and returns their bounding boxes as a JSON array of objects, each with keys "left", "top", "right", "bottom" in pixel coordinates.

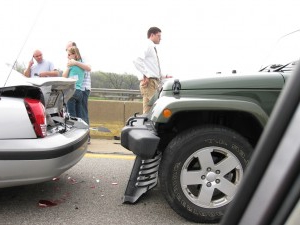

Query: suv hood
[{"left": 163, "top": 72, "right": 288, "bottom": 90}]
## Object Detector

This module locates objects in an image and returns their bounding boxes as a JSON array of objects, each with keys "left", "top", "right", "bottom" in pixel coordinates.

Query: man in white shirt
[
  {"left": 133, "top": 27, "right": 168, "bottom": 114},
  {"left": 24, "top": 50, "right": 59, "bottom": 78}
]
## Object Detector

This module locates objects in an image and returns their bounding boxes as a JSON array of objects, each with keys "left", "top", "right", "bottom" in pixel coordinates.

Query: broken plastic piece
[{"left": 38, "top": 200, "right": 57, "bottom": 207}]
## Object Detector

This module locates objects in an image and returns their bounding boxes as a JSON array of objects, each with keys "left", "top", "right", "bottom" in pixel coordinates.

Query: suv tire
[{"left": 159, "top": 125, "right": 253, "bottom": 223}]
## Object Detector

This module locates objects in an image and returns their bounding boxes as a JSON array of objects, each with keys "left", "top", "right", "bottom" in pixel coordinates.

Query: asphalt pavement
[{"left": 0, "top": 138, "right": 202, "bottom": 224}]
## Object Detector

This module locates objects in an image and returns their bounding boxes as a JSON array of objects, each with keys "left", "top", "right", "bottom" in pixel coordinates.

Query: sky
[{"left": 1, "top": 0, "right": 300, "bottom": 79}]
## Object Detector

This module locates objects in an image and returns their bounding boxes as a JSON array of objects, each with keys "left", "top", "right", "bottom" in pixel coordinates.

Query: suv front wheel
[{"left": 159, "top": 125, "right": 252, "bottom": 223}]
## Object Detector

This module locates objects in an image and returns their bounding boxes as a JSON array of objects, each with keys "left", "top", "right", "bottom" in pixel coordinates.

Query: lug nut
[
  {"left": 201, "top": 175, "right": 206, "bottom": 180},
  {"left": 207, "top": 182, "right": 212, "bottom": 187}
]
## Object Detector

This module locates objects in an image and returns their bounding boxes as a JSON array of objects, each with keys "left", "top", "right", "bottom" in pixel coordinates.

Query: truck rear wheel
[{"left": 159, "top": 125, "right": 252, "bottom": 223}]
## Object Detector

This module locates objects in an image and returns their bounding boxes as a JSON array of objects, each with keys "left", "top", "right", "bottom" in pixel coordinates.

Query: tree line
[
  {"left": 13, "top": 61, "right": 140, "bottom": 90},
  {"left": 91, "top": 71, "right": 139, "bottom": 89}
]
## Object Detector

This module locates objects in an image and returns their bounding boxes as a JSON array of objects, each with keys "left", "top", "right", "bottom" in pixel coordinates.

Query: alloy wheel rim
[{"left": 180, "top": 146, "right": 243, "bottom": 208}]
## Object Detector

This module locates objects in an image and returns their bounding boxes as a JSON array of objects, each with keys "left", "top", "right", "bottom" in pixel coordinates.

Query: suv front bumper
[
  {"left": 121, "top": 116, "right": 160, "bottom": 159},
  {"left": 121, "top": 115, "right": 161, "bottom": 204}
]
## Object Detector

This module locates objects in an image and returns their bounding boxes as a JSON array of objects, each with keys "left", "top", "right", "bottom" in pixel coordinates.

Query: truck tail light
[{"left": 25, "top": 98, "right": 47, "bottom": 138}]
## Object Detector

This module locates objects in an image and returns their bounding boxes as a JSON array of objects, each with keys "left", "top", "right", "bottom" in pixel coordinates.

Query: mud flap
[{"left": 123, "top": 152, "right": 162, "bottom": 204}]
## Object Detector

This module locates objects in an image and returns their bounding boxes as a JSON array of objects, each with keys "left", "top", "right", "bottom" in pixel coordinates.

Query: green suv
[{"left": 121, "top": 62, "right": 296, "bottom": 223}]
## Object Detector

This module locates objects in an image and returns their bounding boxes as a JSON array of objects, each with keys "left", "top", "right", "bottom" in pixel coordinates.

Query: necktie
[{"left": 154, "top": 47, "right": 161, "bottom": 77}]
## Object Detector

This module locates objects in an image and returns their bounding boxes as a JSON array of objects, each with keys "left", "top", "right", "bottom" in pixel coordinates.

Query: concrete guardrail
[{"left": 88, "top": 100, "right": 143, "bottom": 139}]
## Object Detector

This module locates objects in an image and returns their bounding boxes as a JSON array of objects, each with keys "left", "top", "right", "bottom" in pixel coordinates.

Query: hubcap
[{"left": 206, "top": 172, "right": 217, "bottom": 182}]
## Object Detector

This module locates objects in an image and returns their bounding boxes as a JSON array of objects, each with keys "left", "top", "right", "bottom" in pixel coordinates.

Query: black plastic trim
[{"left": 121, "top": 123, "right": 160, "bottom": 159}]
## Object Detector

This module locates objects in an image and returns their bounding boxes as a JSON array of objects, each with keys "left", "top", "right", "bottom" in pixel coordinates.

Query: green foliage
[{"left": 91, "top": 71, "right": 139, "bottom": 89}]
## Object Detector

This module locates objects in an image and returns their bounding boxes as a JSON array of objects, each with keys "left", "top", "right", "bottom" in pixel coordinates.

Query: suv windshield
[{"left": 260, "top": 30, "right": 300, "bottom": 72}]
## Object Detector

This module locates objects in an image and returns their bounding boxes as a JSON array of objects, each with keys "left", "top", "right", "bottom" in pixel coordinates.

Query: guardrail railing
[{"left": 90, "top": 88, "right": 142, "bottom": 101}]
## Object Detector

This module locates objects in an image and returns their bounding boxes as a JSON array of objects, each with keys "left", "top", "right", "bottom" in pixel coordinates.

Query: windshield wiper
[
  {"left": 259, "top": 64, "right": 283, "bottom": 72},
  {"left": 273, "top": 61, "right": 298, "bottom": 72}
]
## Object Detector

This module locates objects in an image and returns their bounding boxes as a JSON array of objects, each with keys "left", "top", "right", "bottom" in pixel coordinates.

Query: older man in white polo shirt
[{"left": 24, "top": 49, "right": 59, "bottom": 78}]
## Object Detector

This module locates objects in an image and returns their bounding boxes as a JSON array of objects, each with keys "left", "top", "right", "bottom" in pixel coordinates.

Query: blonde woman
[{"left": 63, "top": 46, "right": 85, "bottom": 119}]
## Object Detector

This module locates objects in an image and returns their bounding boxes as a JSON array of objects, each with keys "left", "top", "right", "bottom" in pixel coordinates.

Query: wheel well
[{"left": 157, "top": 110, "right": 264, "bottom": 149}]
